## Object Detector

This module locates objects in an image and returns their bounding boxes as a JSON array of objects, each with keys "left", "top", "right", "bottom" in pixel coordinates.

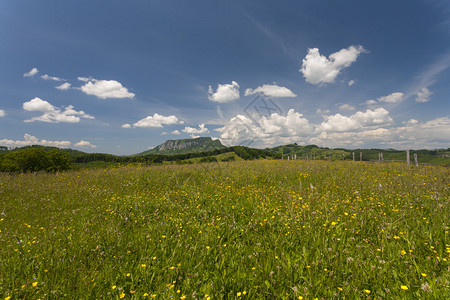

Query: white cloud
[
  {"left": 416, "top": 87, "right": 432, "bottom": 103},
  {"left": 0, "top": 109, "right": 5, "bottom": 117},
  {"left": 41, "top": 74, "right": 64, "bottom": 81},
  {"left": 208, "top": 81, "right": 240, "bottom": 103},
  {"left": 121, "top": 123, "right": 132, "bottom": 128},
  {"left": 23, "top": 97, "right": 94, "bottom": 123},
  {"left": 216, "top": 106, "right": 448, "bottom": 149},
  {"left": 300, "top": 45, "right": 366, "bottom": 85},
  {"left": 348, "top": 80, "right": 355, "bottom": 86},
  {"left": 132, "top": 113, "right": 183, "bottom": 128},
  {"left": 311, "top": 116, "right": 450, "bottom": 149},
  {"left": 80, "top": 78, "right": 135, "bottom": 99},
  {"left": 402, "top": 119, "right": 419, "bottom": 126},
  {"left": 172, "top": 129, "right": 181, "bottom": 135},
  {"left": 74, "top": 140, "right": 97, "bottom": 148},
  {"left": 0, "top": 134, "right": 71, "bottom": 148},
  {"left": 77, "top": 76, "right": 94, "bottom": 82},
  {"left": 316, "top": 108, "right": 330, "bottom": 114},
  {"left": 23, "top": 68, "right": 39, "bottom": 77},
  {"left": 377, "top": 92, "right": 404, "bottom": 103},
  {"left": 310, "top": 128, "right": 391, "bottom": 148},
  {"left": 338, "top": 104, "right": 355, "bottom": 111},
  {"left": 182, "top": 124, "right": 209, "bottom": 135},
  {"left": 245, "top": 84, "right": 296, "bottom": 98},
  {"left": 393, "top": 117, "right": 450, "bottom": 142},
  {"left": 55, "top": 82, "right": 71, "bottom": 90},
  {"left": 217, "top": 109, "right": 313, "bottom": 147},
  {"left": 365, "top": 99, "right": 377, "bottom": 106},
  {"left": 319, "top": 108, "right": 393, "bottom": 132}
]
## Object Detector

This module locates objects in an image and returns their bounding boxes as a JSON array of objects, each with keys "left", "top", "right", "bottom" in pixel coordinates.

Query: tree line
[
  {"left": 0, "top": 148, "right": 72, "bottom": 173},
  {"left": 0, "top": 146, "right": 277, "bottom": 173}
]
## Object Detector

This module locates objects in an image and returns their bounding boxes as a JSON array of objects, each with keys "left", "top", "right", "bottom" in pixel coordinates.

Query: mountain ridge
[{"left": 136, "top": 137, "right": 226, "bottom": 155}]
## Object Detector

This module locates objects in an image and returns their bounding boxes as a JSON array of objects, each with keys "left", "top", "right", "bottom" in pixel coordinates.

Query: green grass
[{"left": 0, "top": 161, "right": 449, "bottom": 299}]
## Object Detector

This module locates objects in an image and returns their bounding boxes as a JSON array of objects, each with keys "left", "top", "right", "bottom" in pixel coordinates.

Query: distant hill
[
  {"left": 266, "top": 144, "right": 350, "bottom": 160},
  {"left": 0, "top": 144, "right": 87, "bottom": 156},
  {"left": 1, "top": 141, "right": 449, "bottom": 167},
  {"left": 136, "top": 137, "right": 226, "bottom": 155}
]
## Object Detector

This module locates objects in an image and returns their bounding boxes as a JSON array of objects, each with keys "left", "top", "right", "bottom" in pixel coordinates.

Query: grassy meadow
[{"left": 0, "top": 160, "right": 449, "bottom": 299}]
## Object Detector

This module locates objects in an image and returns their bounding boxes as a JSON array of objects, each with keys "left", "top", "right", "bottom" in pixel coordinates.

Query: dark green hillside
[{"left": 1, "top": 140, "right": 449, "bottom": 171}]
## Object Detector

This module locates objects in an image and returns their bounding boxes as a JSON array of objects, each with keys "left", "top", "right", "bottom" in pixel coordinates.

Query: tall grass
[{"left": 0, "top": 161, "right": 448, "bottom": 299}]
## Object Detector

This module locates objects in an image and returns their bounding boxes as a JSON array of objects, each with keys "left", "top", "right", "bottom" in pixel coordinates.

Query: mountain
[{"left": 136, "top": 137, "right": 226, "bottom": 155}]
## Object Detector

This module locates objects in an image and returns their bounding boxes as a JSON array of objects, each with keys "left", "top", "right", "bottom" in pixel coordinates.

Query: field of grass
[{"left": 0, "top": 160, "right": 449, "bottom": 299}]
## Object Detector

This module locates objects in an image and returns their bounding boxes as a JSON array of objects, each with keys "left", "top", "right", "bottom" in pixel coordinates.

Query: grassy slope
[{"left": 0, "top": 161, "right": 449, "bottom": 299}]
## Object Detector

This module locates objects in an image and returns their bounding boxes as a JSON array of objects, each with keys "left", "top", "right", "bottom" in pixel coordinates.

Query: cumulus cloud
[
  {"left": 23, "top": 97, "right": 94, "bottom": 123},
  {"left": 55, "top": 82, "right": 71, "bottom": 90},
  {"left": 316, "top": 108, "right": 330, "bottom": 114},
  {"left": 41, "top": 74, "right": 64, "bottom": 81},
  {"left": 0, "top": 134, "right": 71, "bottom": 148},
  {"left": 79, "top": 78, "right": 135, "bottom": 99},
  {"left": 172, "top": 129, "right": 181, "bottom": 135},
  {"left": 216, "top": 105, "right": 448, "bottom": 149},
  {"left": 311, "top": 116, "right": 450, "bottom": 149},
  {"left": 338, "top": 104, "right": 355, "bottom": 111},
  {"left": 300, "top": 45, "right": 366, "bottom": 85},
  {"left": 77, "top": 77, "right": 93, "bottom": 82},
  {"left": 320, "top": 108, "right": 393, "bottom": 132},
  {"left": 208, "top": 81, "right": 240, "bottom": 103},
  {"left": 74, "top": 140, "right": 97, "bottom": 148},
  {"left": 348, "top": 80, "right": 355, "bottom": 86},
  {"left": 402, "top": 119, "right": 419, "bottom": 126},
  {"left": 0, "top": 109, "right": 5, "bottom": 117},
  {"left": 129, "top": 113, "right": 183, "bottom": 128},
  {"left": 23, "top": 68, "right": 39, "bottom": 77},
  {"left": 416, "top": 87, "right": 432, "bottom": 103},
  {"left": 377, "top": 92, "right": 404, "bottom": 103},
  {"left": 182, "top": 124, "right": 209, "bottom": 135},
  {"left": 217, "top": 109, "right": 313, "bottom": 147},
  {"left": 121, "top": 123, "right": 132, "bottom": 128},
  {"left": 245, "top": 84, "right": 296, "bottom": 98},
  {"left": 394, "top": 117, "right": 450, "bottom": 143},
  {"left": 365, "top": 99, "right": 377, "bottom": 106}
]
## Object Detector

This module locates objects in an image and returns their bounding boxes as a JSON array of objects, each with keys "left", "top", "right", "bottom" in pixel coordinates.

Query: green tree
[{"left": 0, "top": 148, "right": 72, "bottom": 173}]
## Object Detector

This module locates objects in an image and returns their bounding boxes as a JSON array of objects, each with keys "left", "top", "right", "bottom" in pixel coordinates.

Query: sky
[{"left": 1, "top": 0, "right": 449, "bottom": 155}]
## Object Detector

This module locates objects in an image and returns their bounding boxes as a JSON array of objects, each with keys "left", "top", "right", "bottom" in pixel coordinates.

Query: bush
[{"left": 0, "top": 148, "right": 72, "bottom": 173}]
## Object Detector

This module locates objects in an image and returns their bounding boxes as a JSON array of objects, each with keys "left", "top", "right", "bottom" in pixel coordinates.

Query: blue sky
[{"left": 1, "top": 0, "right": 449, "bottom": 155}]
